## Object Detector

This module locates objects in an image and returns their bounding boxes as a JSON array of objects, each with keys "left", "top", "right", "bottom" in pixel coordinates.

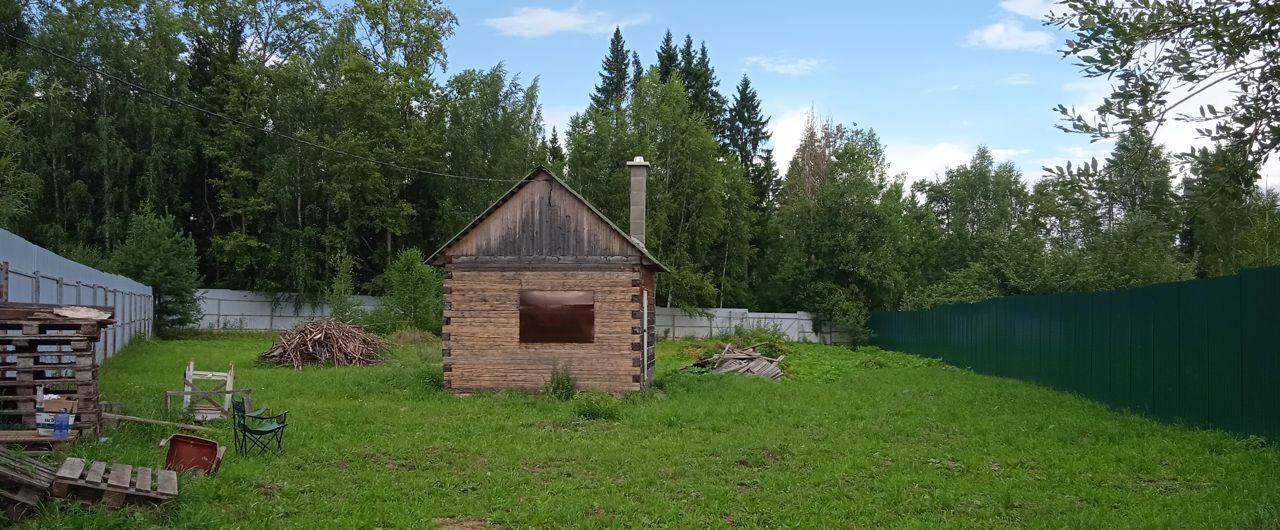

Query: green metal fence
[{"left": 868, "top": 266, "right": 1280, "bottom": 440}]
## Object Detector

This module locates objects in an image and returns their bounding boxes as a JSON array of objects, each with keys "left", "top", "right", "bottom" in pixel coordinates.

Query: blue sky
[{"left": 443, "top": 1, "right": 1276, "bottom": 187}]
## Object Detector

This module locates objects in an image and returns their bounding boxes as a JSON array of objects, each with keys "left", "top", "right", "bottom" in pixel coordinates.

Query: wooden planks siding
[
  {"left": 449, "top": 174, "right": 643, "bottom": 260},
  {"left": 443, "top": 268, "right": 644, "bottom": 394}
]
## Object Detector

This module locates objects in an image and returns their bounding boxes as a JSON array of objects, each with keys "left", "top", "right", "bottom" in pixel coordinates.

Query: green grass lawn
[{"left": 20, "top": 332, "right": 1280, "bottom": 529}]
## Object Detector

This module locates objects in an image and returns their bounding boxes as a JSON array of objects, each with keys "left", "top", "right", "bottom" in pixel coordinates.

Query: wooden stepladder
[{"left": 163, "top": 361, "right": 242, "bottom": 422}]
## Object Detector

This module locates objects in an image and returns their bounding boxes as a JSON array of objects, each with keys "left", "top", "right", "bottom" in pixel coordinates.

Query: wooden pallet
[
  {"left": 0, "top": 430, "right": 78, "bottom": 454},
  {"left": 0, "top": 448, "right": 56, "bottom": 522},
  {"left": 51, "top": 458, "right": 177, "bottom": 509}
]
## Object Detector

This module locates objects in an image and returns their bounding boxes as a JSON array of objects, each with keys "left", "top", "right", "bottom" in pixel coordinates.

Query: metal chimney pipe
[{"left": 626, "top": 156, "right": 649, "bottom": 246}]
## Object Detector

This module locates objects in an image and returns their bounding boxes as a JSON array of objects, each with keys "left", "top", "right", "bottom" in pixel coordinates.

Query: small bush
[
  {"left": 543, "top": 366, "right": 577, "bottom": 401},
  {"left": 379, "top": 248, "right": 443, "bottom": 334},
  {"left": 572, "top": 391, "right": 621, "bottom": 421}
]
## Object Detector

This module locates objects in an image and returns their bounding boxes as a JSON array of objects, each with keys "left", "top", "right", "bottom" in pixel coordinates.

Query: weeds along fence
[
  {"left": 868, "top": 266, "right": 1280, "bottom": 440},
  {"left": 0, "top": 229, "right": 154, "bottom": 362}
]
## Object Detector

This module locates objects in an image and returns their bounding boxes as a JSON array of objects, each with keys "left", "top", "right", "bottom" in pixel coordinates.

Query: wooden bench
[{"left": 51, "top": 458, "right": 177, "bottom": 509}]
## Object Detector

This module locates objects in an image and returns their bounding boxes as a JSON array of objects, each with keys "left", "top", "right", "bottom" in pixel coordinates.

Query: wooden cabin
[{"left": 428, "top": 159, "right": 666, "bottom": 394}]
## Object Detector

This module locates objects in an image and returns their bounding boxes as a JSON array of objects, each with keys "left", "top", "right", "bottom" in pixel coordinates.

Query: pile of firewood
[
  {"left": 260, "top": 319, "right": 385, "bottom": 369},
  {"left": 688, "top": 343, "right": 785, "bottom": 379}
]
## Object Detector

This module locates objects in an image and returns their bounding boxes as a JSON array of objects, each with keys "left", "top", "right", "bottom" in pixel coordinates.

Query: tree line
[{"left": 1, "top": 1, "right": 1277, "bottom": 338}]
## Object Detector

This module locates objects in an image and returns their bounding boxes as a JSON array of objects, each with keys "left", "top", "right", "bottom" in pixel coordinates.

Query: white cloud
[
  {"left": 484, "top": 7, "right": 649, "bottom": 38},
  {"left": 745, "top": 56, "right": 823, "bottom": 76},
  {"left": 999, "top": 0, "right": 1058, "bottom": 19},
  {"left": 888, "top": 143, "right": 1030, "bottom": 186},
  {"left": 990, "top": 148, "right": 1032, "bottom": 159},
  {"left": 964, "top": 20, "right": 1054, "bottom": 51},
  {"left": 1002, "top": 73, "right": 1034, "bottom": 85},
  {"left": 769, "top": 107, "right": 811, "bottom": 172}
]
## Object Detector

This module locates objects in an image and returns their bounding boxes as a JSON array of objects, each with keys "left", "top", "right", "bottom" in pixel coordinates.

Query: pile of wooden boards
[
  {"left": 260, "top": 319, "right": 385, "bottom": 369},
  {"left": 688, "top": 344, "right": 785, "bottom": 379},
  {"left": 0, "top": 451, "right": 178, "bottom": 522},
  {"left": 0, "top": 449, "right": 56, "bottom": 522}
]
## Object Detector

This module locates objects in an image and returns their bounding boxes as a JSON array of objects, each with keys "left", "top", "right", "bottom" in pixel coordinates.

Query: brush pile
[
  {"left": 687, "top": 343, "right": 785, "bottom": 379},
  {"left": 260, "top": 319, "right": 385, "bottom": 369}
]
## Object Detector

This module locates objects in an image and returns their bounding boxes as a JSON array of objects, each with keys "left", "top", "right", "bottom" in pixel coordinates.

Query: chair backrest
[{"left": 231, "top": 398, "right": 246, "bottom": 429}]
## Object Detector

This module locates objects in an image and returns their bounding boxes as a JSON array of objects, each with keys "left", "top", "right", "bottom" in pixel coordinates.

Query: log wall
[{"left": 442, "top": 267, "right": 646, "bottom": 394}]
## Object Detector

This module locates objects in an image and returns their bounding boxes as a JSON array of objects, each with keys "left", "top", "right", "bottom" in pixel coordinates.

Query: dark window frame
[{"left": 518, "top": 290, "right": 595, "bottom": 343}]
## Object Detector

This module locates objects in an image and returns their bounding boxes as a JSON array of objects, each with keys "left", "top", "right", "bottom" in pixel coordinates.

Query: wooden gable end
[{"left": 445, "top": 171, "right": 641, "bottom": 259}]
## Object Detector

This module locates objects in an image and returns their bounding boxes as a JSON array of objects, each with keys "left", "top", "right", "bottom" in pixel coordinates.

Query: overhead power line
[{"left": 0, "top": 29, "right": 519, "bottom": 183}]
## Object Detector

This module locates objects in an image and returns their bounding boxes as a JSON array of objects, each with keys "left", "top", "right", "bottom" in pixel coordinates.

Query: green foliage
[
  {"left": 0, "top": 70, "right": 36, "bottom": 230},
  {"left": 543, "top": 366, "right": 577, "bottom": 401},
  {"left": 107, "top": 209, "right": 201, "bottom": 332},
  {"left": 591, "top": 28, "right": 631, "bottom": 108},
  {"left": 379, "top": 248, "right": 443, "bottom": 333},
  {"left": 1183, "top": 142, "right": 1266, "bottom": 277},
  {"left": 903, "top": 263, "right": 1003, "bottom": 310},
  {"left": 770, "top": 114, "right": 903, "bottom": 341},
  {"left": 324, "top": 251, "right": 365, "bottom": 324},
  {"left": 571, "top": 391, "right": 622, "bottom": 421},
  {"left": 1050, "top": 0, "right": 1280, "bottom": 163}
]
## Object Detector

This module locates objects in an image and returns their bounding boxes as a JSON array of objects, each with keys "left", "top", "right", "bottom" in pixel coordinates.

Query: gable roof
[{"left": 427, "top": 166, "right": 667, "bottom": 272}]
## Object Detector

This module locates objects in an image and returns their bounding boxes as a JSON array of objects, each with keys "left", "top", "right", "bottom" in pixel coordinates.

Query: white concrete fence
[
  {"left": 197, "top": 289, "right": 380, "bottom": 331},
  {"left": 654, "top": 307, "right": 850, "bottom": 344},
  {"left": 0, "top": 229, "right": 154, "bottom": 362},
  {"left": 198, "top": 288, "right": 847, "bottom": 343}
]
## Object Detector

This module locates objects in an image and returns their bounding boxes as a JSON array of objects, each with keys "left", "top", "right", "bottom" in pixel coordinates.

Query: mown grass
[{"left": 20, "top": 333, "right": 1280, "bottom": 528}]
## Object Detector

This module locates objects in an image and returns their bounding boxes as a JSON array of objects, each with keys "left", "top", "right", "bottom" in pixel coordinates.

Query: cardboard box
[{"left": 41, "top": 399, "right": 78, "bottom": 414}]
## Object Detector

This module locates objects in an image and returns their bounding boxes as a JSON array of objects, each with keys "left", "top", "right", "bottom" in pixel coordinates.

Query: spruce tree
[
  {"left": 109, "top": 210, "right": 202, "bottom": 333},
  {"left": 656, "top": 30, "right": 678, "bottom": 82},
  {"left": 726, "top": 74, "right": 778, "bottom": 213},
  {"left": 630, "top": 50, "right": 643, "bottom": 96},
  {"left": 590, "top": 27, "right": 631, "bottom": 108},
  {"left": 675, "top": 36, "right": 725, "bottom": 141}
]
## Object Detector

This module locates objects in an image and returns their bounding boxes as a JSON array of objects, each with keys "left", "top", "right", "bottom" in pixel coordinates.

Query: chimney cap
[{"left": 625, "top": 156, "right": 650, "bottom": 167}]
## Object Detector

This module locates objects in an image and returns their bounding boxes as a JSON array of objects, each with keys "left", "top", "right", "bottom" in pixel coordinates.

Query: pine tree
[
  {"left": 656, "top": 30, "right": 678, "bottom": 82},
  {"left": 590, "top": 27, "right": 631, "bottom": 108}
]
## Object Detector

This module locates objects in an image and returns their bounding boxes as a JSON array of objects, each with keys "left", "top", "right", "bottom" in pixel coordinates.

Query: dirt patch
[
  {"left": 253, "top": 480, "right": 281, "bottom": 497},
  {"left": 433, "top": 517, "right": 493, "bottom": 529},
  {"left": 736, "top": 448, "right": 782, "bottom": 469},
  {"left": 927, "top": 457, "right": 963, "bottom": 473}
]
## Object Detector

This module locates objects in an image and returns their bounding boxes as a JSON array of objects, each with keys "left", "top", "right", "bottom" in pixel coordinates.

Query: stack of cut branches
[
  {"left": 260, "top": 319, "right": 385, "bottom": 369},
  {"left": 687, "top": 343, "right": 785, "bottom": 379}
]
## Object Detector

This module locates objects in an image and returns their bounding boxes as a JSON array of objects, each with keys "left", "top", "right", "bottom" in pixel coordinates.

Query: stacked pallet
[{"left": 0, "top": 303, "right": 113, "bottom": 443}]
